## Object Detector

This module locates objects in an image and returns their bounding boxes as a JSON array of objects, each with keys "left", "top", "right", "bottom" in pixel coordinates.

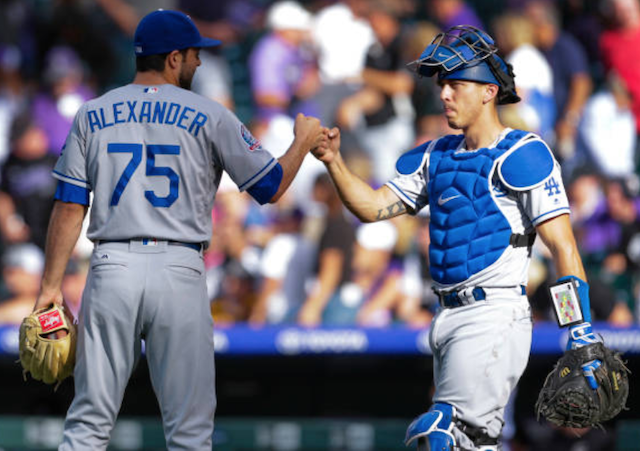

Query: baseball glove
[
  {"left": 19, "top": 303, "right": 77, "bottom": 385},
  {"left": 535, "top": 342, "right": 630, "bottom": 428}
]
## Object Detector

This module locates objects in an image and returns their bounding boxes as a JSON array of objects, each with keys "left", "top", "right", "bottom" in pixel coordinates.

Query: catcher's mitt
[
  {"left": 19, "top": 303, "right": 77, "bottom": 385},
  {"left": 536, "top": 342, "right": 630, "bottom": 428}
]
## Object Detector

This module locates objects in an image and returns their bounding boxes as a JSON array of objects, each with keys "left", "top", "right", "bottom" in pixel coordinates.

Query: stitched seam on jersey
[
  {"left": 52, "top": 170, "right": 90, "bottom": 187},
  {"left": 386, "top": 181, "right": 416, "bottom": 208},
  {"left": 531, "top": 207, "right": 570, "bottom": 224},
  {"left": 238, "top": 157, "right": 275, "bottom": 190}
]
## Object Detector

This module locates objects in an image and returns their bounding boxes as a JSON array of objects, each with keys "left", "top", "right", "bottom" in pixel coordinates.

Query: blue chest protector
[{"left": 428, "top": 130, "right": 528, "bottom": 285}]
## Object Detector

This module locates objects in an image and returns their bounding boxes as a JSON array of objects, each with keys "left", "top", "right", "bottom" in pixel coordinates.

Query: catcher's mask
[{"left": 408, "top": 25, "right": 520, "bottom": 105}]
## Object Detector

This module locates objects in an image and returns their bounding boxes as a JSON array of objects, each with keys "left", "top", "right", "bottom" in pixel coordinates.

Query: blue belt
[
  {"left": 99, "top": 239, "right": 203, "bottom": 252},
  {"left": 438, "top": 286, "right": 526, "bottom": 308}
]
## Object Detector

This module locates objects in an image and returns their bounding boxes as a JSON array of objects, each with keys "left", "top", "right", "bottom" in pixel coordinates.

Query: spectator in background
[
  {"left": 561, "top": 0, "right": 605, "bottom": 76},
  {"left": 0, "top": 45, "right": 30, "bottom": 164},
  {"left": 0, "top": 244, "right": 44, "bottom": 324},
  {"left": 37, "top": 0, "right": 116, "bottom": 92},
  {"left": 398, "top": 214, "right": 438, "bottom": 327},
  {"left": 298, "top": 173, "right": 357, "bottom": 327},
  {"left": 249, "top": 206, "right": 317, "bottom": 325},
  {"left": 31, "top": 46, "right": 95, "bottom": 156},
  {"left": 248, "top": 1, "right": 320, "bottom": 139},
  {"left": 428, "top": 0, "right": 484, "bottom": 31},
  {"left": 322, "top": 221, "right": 401, "bottom": 326},
  {"left": 208, "top": 177, "right": 271, "bottom": 325},
  {"left": 93, "top": 0, "right": 177, "bottom": 88},
  {"left": 0, "top": 0, "right": 38, "bottom": 78},
  {"left": 600, "top": 0, "right": 640, "bottom": 173},
  {"left": 526, "top": 0, "right": 592, "bottom": 168},
  {"left": 335, "top": 0, "right": 415, "bottom": 184},
  {"left": 493, "top": 13, "right": 556, "bottom": 142},
  {"left": 192, "top": 47, "right": 234, "bottom": 110},
  {"left": 311, "top": 0, "right": 375, "bottom": 127},
  {"left": 403, "top": 22, "right": 450, "bottom": 144},
  {"left": 0, "top": 113, "right": 57, "bottom": 249},
  {"left": 576, "top": 71, "right": 636, "bottom": 178},
  {"left": 179, "top": 0, "right": 258, "bottom": 45}
]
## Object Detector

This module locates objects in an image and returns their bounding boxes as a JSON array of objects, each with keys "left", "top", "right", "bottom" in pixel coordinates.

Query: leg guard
[{"left": 405, "top": 403, "right": 456, "bottom": 450}]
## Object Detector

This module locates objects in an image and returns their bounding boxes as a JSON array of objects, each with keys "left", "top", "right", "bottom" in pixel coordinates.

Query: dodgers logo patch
[
  {"left": 39, "top": 310, "right": 64, "bottom": 333},
  {"left": 240, "top": 125, "right": 262, "bottom": 152}
]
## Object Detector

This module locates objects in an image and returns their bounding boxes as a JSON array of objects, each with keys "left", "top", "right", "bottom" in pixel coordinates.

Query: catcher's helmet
[{"left": 408, "top": 25, "right": 520, "bottom": 105}]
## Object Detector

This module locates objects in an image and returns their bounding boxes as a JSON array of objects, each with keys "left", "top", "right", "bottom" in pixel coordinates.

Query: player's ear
[
  {"left": 483, "top": 83, "right": 499, "bottom": 104},
  {"left": 166, "top": 50, "right": 182, "bottom": 70}
]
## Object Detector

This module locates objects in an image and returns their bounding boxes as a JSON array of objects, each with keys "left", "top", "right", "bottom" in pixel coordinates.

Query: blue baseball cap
[{"left": 134, "top": 9, "right": 221, "bottom": 57}]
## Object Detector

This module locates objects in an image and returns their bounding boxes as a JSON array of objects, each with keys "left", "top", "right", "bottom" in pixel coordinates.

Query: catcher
[
  {"left": 19, "top": 302, "right": 77, "bottom": 386},
  {"left": 536, "top": 277, "right": 630, "bottom": 428}
]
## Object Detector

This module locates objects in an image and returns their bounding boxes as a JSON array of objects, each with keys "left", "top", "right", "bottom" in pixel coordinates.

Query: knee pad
[{"left": 404, "top": 403, "right": 456, "bottom": 450}]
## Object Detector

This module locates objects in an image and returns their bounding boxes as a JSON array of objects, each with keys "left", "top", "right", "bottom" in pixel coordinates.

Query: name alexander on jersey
[{"left": 86, "top": 100, "right": 208, "bottom": 137}]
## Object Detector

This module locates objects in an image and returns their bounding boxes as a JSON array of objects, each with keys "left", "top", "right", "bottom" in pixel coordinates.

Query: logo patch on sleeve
[
  {"left": 240, "top": 125, "right": 262, "bottom": 152},
  {"left": 39, "top": 310, "right": 64, "bottom": 333}
]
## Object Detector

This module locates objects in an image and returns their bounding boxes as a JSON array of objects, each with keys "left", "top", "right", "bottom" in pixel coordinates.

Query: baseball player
[
  {"left": 33, "top": 10, "right": 327, "bottom": 450},
  {"left": 312, "top": 26, "right": 599, "bottom": 450}
]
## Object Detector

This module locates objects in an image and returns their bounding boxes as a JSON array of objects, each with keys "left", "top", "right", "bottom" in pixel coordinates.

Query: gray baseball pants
[
  {"left": 430, "top": 292, "right": 532, "bottom": 448},
  {"left": 59, "top": 240, "right": 216, "bottom": 451}
]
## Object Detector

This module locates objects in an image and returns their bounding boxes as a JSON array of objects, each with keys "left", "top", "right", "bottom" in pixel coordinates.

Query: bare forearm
[
  {"left": 537, "top": 214, "right": 587, "bottom": 280},
  {"left": 271, "top": 140, "right": 308, "bottom": 202},
  {"left": 563, "top": 74, "right": 592, "bottom": 121},
  {"left": 326, "top": 155, "right": 405, "bottom": 222},
  {"left": 549, "top": 240, "right": 587, "bottom": 281},
  {"left": 41, "top": 201, "right": 87, "bottom": 293},
  {"left": 304, "top": 252, "right": 343, "bottom": 310}
]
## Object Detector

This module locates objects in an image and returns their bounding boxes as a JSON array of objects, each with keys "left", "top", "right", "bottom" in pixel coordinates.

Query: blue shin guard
[{"left": 405, "top": 403, "right": 456, "bottom": 450}]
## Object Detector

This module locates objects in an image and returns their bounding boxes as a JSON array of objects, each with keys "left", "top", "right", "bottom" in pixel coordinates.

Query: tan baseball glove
[{"left": 19, "top": 303, "right": 77, "bottom": 385}]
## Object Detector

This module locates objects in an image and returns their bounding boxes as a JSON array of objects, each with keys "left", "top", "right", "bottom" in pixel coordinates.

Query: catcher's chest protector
[{"left": 428, "top": 130, "right": 528, "bottom": 284}]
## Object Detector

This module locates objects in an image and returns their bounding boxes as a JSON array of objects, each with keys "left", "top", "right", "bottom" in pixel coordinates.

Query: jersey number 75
[{"left": 108, "top": 143, "right": 179, "bottom": 208}]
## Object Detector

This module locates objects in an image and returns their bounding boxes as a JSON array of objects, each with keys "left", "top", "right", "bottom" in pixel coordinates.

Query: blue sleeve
[
  {"left": 247, "top": 162, "right": 283, "bottom": 205},
  {"left": 54, "top": 180, "right": 90, "bottom": 205}
]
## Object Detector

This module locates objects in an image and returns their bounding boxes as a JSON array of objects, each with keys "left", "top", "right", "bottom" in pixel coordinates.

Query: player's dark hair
[{"left": 135, "top": 49, "right": 188, "bottom": 73}]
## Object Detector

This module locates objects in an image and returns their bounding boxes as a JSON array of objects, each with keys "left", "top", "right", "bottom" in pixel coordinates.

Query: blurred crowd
[
  {"left": 0, "top": 1, "right": 638, "bottom": 447},
  {"left": 0, "top": 0, "right": 639, "bottom": 334}
]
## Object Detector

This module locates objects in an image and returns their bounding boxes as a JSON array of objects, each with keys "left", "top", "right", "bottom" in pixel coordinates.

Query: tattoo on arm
[{"left": 376, "top": 201, "right": 407, "bottom": 220}]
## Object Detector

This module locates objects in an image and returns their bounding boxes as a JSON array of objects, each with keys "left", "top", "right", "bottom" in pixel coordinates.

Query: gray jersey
[{"left": 53, "top": 84, "right": 277, "bottom": 243}]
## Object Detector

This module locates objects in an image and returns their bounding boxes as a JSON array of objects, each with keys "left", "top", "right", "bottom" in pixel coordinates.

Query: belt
[
  {"left": 98, "top": 239, "right": 203, "bottom": 252},
  {"left": 437, "top": 285, "right": 526, "bottom": 308}
]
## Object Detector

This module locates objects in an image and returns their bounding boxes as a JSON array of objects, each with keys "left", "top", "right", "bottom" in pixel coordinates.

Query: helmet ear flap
[{"left": 484, "top": 55, "right": 521, "bottom": 105}]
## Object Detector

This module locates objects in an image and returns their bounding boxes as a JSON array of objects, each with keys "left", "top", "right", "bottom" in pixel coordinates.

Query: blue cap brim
[{"left": 197, "top": 37, "right": 222, "bottom": 48}]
